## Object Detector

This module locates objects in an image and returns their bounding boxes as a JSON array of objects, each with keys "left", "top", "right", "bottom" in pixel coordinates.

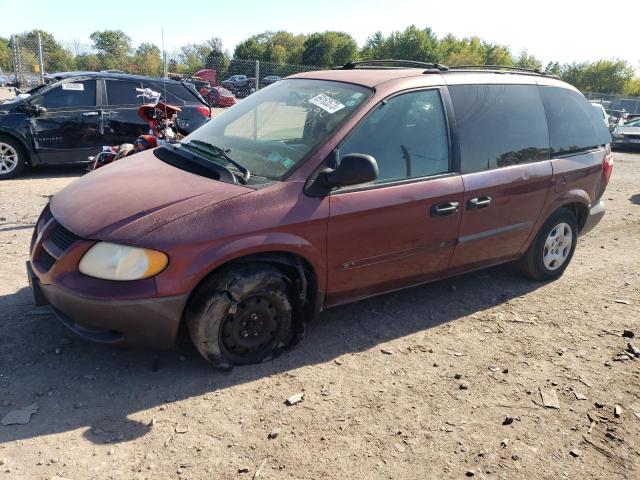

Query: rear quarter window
[
  {"left": 540, "top": 86, "right": 612, "bottom": 155},
  {"left": 146, "top": 82, "right": 203, "bottom": 106},
  {"left": 449, "top": 84, "right": 550, "bottom": 173}
]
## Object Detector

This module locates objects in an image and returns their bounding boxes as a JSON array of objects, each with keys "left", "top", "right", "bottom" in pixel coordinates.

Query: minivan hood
[{"left": 50, "top": 149, "right": 251, "bottom": 241}]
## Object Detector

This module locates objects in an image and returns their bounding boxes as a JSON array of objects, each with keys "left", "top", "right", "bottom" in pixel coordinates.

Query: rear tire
[
  {"left": 0, "top": 136, "right": 27, "bottom": 180},
  {"left": 186, "top": 264, "right": 294, "bottom": 369},
  {"left": 519, "top": 208, "right": 578, "bottom": 281}
]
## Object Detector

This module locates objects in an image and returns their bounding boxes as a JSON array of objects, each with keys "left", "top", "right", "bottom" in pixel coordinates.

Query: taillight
[
  {"left": 603, "top": 152, "right": 614, "bottom": 186},
  {"left": 196, "top": 105, "right": 211, "bottom": 118}
]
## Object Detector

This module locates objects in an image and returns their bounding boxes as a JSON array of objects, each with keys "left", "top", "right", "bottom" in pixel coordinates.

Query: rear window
[
  {"left": 540, "top": 87, "right": 612, "bottom": 155},
  {"left": 449, "top": 84, "right": 550, "bottom": 173},
  {"left": 106, "top": 80, "right": 143, "bottom": 105}
]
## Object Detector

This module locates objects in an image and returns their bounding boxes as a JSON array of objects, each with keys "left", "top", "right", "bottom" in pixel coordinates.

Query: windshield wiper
[{"left": 182, "top": 140, "right": 250, "bottom": 184}]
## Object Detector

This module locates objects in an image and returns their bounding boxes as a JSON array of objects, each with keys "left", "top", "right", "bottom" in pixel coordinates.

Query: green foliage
[
  {"left": 234, "top": 31, "right": 305, "bottom": 65},
  {"left": 89, "top": 30, "right": 132, "bottom": 70},
  {"left": 302, "top": 31, "right": 358, "bottom": 67},
  {"left": 1, "top": 27, "right": 637, "bottom": 96},
  {"left": 75, "top": 53, "right": 100, "bottom": 71},
  {"left": 624, "top": 77, "right": 640, "bottom": 96},
  {"left": 132, "top": 43, "right": 162, "bottom": 76},
  {"left": 0, "top": 36, "right": 11, "bottom": 71},
  {"left": 514, "top": 50, "right": 543, "bottom": 71},
  {"left": 560, "top": 60, "right": 635, "bottom": 95},
  {"left": 180, "top": 37, "right": 228, "bottom": 73}
]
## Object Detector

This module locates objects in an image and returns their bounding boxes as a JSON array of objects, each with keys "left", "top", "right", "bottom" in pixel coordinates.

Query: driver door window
[
  {"left": 37, "top": 80, "right": 97, "bottom": 109},
  {"left": 339, "top": 89, "right": 450, "bottom": 185}
]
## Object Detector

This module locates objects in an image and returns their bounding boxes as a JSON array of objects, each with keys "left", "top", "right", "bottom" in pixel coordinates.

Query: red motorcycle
[{"left": 88, "top": 89, "right": 184, "bottom": 171}]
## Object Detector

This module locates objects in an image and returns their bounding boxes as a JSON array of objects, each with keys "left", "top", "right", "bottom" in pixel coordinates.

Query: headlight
[{"left": 79, "top": 242, "right": 168, "bottom": 281}]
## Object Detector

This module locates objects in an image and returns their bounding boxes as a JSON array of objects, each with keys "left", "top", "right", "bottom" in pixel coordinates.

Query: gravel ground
[{"left": 0, "top": 152, "right": 639, "bottom": 480}]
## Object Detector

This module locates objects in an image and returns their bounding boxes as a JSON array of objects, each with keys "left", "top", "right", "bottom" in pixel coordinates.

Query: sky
[{"left": 1, "top": 0, "right": 638, "bottom": 68}]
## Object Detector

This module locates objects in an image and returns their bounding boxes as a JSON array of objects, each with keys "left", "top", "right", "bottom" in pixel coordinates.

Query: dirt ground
[{"left": 0, "top": 151, "right": 639, "bottom": 480}]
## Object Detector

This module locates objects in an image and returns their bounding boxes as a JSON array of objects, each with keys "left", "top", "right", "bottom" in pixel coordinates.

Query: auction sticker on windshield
[
  {"left": 308, "top": 94, "right": 345, "bottom": 114},
  {"left": 61, "top": 83, "right": 84, "bottom": 91}
]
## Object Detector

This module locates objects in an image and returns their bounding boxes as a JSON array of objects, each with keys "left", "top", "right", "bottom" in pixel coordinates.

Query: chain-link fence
[
  {"left": 9, "top": 33, "right": 45, "bottom": 89},
  {"left": 584, "top": 92, "right": 640, "bottom": 115}
]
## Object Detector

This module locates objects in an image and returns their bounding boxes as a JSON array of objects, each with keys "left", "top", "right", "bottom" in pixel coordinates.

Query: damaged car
[{"left": 28, "top": 61, "right": 612, "bottom": 368}]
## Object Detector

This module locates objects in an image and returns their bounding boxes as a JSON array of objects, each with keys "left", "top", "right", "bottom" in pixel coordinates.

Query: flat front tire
[
  {"left": 519, "top": 208, "right": 579, "bottom": 281},
  {"left": 186, "top": 264, "right": 294, "bottom": 369}
]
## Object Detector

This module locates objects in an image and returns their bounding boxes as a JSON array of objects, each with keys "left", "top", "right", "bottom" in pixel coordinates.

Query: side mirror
[
  {"left": 22, "top": 103, "right": 46, "bottom": 116},
  {"left": 323, "top": 154, "right": 379, "bottom": 189}
]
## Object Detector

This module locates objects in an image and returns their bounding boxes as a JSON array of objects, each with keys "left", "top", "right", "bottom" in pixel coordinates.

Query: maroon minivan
[{"left": 28, "top": 61, "right": 613, "bottom": 368}]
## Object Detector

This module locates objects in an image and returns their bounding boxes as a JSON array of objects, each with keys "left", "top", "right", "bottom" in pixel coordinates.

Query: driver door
[
  {"left": 325, "top": 89, "right": 463, "bottom": 306},
  {"left": 30, "top": 79, "right": 103, "bottom": 164}
]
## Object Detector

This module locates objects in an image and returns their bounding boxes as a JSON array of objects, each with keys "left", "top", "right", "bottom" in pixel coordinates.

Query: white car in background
[
  {"left": 590, "top": 102, "right": 609, "bottom": 127},
  {"left": 612, "top": 116, "right": 640, "bottom": 149}
]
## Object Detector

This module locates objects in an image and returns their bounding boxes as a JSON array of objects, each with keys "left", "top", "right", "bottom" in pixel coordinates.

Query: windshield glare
[{"left": 183, "top": 79, "right": 372, "bottom": 180}]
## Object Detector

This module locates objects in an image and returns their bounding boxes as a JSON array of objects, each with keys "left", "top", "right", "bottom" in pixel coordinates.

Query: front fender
[{"left": 154, "top": 232, "right": 326, "bottom": 297}]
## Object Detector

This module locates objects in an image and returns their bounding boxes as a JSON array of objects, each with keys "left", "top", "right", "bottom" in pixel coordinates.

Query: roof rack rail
[
  {"left": 337, "top": 59, "right": 449, "bottom": 72},
  {"left": 447, "top": 65, "right": 557, "bottom": 77}
]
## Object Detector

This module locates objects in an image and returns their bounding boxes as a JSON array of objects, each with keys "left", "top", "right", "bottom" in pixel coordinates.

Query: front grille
[
  {"left": 35, "top": 249, "right": 56, "bottom": 272},
  {"left": 49, "top": 223, "right": 81, "bottom": 251}
]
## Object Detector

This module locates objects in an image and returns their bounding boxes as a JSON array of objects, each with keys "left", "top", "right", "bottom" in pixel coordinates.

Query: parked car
[
  {"left": 260, "top": 75, "right": 281, "bottom": 87},
  {"left": 0, "top": 72, "right": 211, "bottom": 179},
  {"left": 591, "top": 102, "right": 608, "bottom": 128},
  {"left": 186, "top": 76, "right": 211, "bottom": 96},
  {"left": 205, "top": 86, "right": 237, "bottom": 108},
  {"left": 222, "top": 74, "right": 252, "bottom": 90},
  {"left": 611, "top": 116, "right": 640, "bottom": 149},
  {"left": 27, "top": 62, "right": 612, "bottom": 369},
  {"left": 221, "top": 74, "right": 256, "bottom": 98}
]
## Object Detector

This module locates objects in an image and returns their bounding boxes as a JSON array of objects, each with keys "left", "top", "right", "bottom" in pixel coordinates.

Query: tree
[
  {"left": 0, "top": 36, "right": 11, "bottom": 72},
  {"left": 302, "top": 31, "right": 358, "bottom": 67},
  {"left": 560, "top": 60, "right": 634, "bottom": 94},
  {"left": 18, "top": 30, "right": 75, "bottom": 72},
  {"left": 544, "top": 61, "right": 561, "bottom": 76},
  {"left": 624, "top": 77, "right": 640, "bottom": 96},
  {"left": 180, "top": 37, "right": 226, "bottom": 73},
  {"left": 514, "top": 50, "right": 543, "bottom": 71},
  {"left": 233, "top": 31, "right": 305, "bottom": 64},
  {"left": 75, "top": 53, "right": 101, "bottom": 71},
  {"left": 90, "top": 30, "right": 132, "bottom": 70},
  {"left": 360, "top": 26, "right": 439, "bottom": 63},
  {"left": 132, "top": 42, "right": 162, "bottom": 76}
]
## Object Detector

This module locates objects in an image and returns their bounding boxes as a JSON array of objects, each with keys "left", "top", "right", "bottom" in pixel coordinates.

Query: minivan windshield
[{"left": 181, "top": 79, "right": 372, "bottom": 180}]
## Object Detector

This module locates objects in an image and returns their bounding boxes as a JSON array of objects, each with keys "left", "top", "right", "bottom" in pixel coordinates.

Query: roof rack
[
  {"left": 447, "top": 65, "right": 558, "bottom": 78},
  {"left": 337, "top": 59, "right": 449, "bottom": 72}
]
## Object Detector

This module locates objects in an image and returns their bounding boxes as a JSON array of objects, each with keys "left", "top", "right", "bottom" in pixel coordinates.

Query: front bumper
[
  {"left": 28, "top": 262, "right": 188, "bottom": 349},
  {"left": 580, "top": 200, "right": 605, "bottom": 236}
]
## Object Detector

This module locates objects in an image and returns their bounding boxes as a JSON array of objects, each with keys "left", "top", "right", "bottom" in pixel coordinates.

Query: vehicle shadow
[
  {"left": 13, "top": 165, "right": 86, "bottom": 181},
  {"left": 0, "top": 264, "right": 542, "bottom": 445}
]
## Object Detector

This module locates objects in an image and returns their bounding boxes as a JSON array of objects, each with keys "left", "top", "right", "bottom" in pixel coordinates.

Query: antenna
[{"left": 161, "top": 28, "right": 168, "bottom": 132}]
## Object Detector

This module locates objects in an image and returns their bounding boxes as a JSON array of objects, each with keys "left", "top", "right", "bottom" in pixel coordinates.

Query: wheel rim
[
  {"left": 0, "top": 142, "right": 19, "bottom": 174},
  {"left": 543, "top": 221, "right": 573, "bottom": 271},
  {"left": 221, "top": 295, "right": 280, "bottom": 360}
]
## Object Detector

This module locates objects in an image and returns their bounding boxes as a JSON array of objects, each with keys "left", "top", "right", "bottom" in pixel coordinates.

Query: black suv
[{"left": 0, "top": 72, "right": 211, "bottom": 179}]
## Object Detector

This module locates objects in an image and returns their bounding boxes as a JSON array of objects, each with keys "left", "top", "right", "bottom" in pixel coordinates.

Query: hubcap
[
  {"left": 543, "top": 222, "right": 573, "bottom": 271},
  {"left": 0, "top": 142, "right": 18, "bottom": 174},
  {"left": 221, "top": 296, "right": 279, "bottom": 359}
]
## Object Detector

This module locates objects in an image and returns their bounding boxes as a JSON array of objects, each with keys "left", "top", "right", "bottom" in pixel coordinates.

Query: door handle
[
  {"left": 431, "top": 201, "right": 460, "bottom": 217},
  {"left": 467, "top": 196, "right": 492, "bottom": 210},
  {"left": 82, "top": 111, "right": 100, "bottom": 117}
]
